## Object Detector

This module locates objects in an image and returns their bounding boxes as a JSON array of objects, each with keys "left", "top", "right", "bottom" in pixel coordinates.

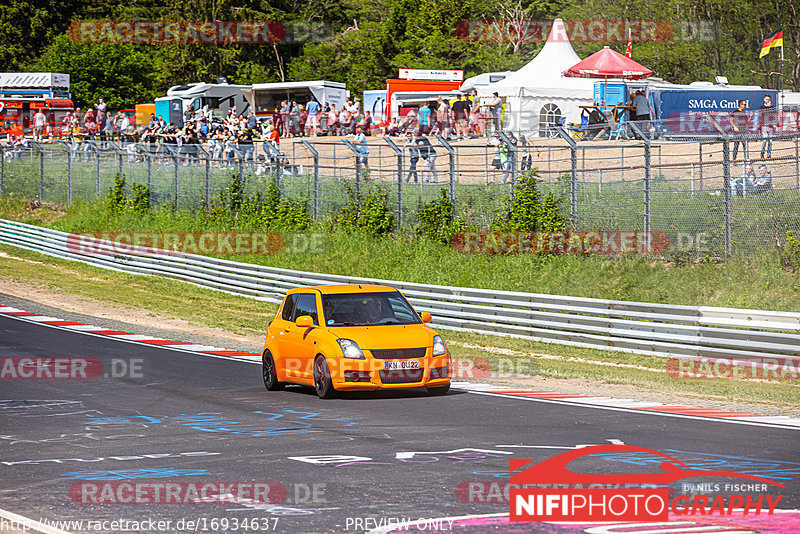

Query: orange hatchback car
[{"left": 262, "top": 284, "right": 451, "bottom": 398}]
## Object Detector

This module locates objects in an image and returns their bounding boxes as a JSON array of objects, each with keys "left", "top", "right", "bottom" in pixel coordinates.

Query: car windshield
[{"left": 322, "top": 291, "right": 422, "bottom": 327}]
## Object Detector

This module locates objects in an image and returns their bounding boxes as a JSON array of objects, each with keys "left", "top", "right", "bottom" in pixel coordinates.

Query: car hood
[{"left": 328, "top": 325, "right": 433, "bottom": 350}]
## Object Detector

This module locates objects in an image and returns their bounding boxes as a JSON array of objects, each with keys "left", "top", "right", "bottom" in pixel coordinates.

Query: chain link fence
[{"left": 2, "top": 125, "right": 800, "bottom": 256}]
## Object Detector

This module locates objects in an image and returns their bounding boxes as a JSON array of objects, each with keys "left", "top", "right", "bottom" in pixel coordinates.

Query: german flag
[{"left": 760, "top": 26, "right": 783, "bottom": 58}]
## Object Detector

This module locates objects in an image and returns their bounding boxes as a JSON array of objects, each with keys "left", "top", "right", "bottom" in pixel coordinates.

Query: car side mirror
[
  {"left": 420, "top": 312, "right": 432, "bottom": 323},
  {"left": 296, "top": 315, "right": 314, "bottom": 328}
]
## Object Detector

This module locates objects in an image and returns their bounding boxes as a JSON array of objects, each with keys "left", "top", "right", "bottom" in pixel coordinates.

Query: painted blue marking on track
[{"left": 59, "top": 468, "right": 212, "bottom": 480}]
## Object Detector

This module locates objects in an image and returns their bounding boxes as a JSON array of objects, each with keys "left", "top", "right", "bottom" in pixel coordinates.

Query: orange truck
[{"left": 135, "top": 103, "right": 155, "bottom": 127}]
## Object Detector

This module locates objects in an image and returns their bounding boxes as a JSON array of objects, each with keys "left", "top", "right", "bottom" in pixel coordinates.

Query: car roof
[{"left": 286, "top": 284, "right": 397, "bottom": 295}]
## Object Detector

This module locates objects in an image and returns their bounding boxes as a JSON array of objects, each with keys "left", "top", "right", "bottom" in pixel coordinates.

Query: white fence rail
[{"left": 2, "top": 218, "right": 799, "bottom": 362}]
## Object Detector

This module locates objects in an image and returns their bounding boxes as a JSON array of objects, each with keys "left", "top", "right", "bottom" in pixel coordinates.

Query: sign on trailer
[{"left": 398, "top": 69, "right": 464, "bottom": 81}]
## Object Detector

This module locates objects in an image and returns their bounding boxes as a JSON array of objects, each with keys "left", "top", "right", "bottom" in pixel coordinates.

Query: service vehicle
[{"left": 262, "top": 284, "right": 451, "bottom": 398}]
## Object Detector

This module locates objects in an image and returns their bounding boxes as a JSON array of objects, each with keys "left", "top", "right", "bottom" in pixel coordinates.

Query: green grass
[
  {"left": 0, "top": 242, "right": 795, "bottom": 410},
  {"left": 2, "top": 192, "right": 799, "bottom": 311}
]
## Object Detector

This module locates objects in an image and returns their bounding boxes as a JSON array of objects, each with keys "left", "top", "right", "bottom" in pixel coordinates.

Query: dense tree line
[{"left": 0, "top": 0, "right": 794, "bottom": 109}]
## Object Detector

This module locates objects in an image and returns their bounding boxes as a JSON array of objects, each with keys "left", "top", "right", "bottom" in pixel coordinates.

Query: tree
[{"left": 35, "top": 35, "right": 162, "bottom": 108}]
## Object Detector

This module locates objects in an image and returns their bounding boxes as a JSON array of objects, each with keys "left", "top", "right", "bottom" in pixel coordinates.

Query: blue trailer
[
  {"left": 593, "top": 81, "right": 778, "bottom": 136},
  {"left": 649, "top": 83, "right": 778, "bottom": 136}
]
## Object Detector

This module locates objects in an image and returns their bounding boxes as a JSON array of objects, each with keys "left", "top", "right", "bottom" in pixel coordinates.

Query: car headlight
[
  {"left": 337, "top": 339, "right": 365, "bottom": 360},
  {"left": 432, "top": 335, "right": 447, "bottom": 356}
]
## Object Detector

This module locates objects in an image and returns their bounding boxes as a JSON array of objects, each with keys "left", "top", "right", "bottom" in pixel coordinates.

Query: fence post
[
  {"left": 384, "top": 138, "right": 404, "bottom": 227},
  {"left": 301, "top": 140, "right": 320, "bottom": 220},
  {"left": 699, "top": 142, "right": 704, "bottom": 190},
  {"left": 168, "top": 145, "right": 179, "bottom": 208},
  {"left": 146, "top": 152, "right": 152, "bottom": 194},
  {"left": 237, "top": 149, "right": 244, "bottom": 193},
  {"left": 0, "top": 145, "right": 4, "bottom": 194},
  {"left": 722, "top": 136, "right": 732, "bottom": 254},
  {"left": 497, "top": 131, "right": 518, "bottom": 190},
  {"left": 108, "top": 142, "right": 125, "bottom": 189},
  {"left": 29, "top": 141, "right": 45, "bottom": 200},
  {"left": 57, "top": 140, "right": 71, "bottom": 202},
  {"left": 796, "top": 139, "right": 799, "bottom": 191},
  {"left": 554, "top": 126, "right": 577, "bottom": 229},
  {"left": 598, "top": 169, "right": 602, "bottom": 193},
  {"left": 484, "top": 144, "right": 489, "bottom": 185},
  {"left": 193, "top": 144, "right": 210, "bottom": 206},
  {"left": 342, "top": 139, "right": 362, "bottom": 199},
  {"left": 434, "top": 134, "right": 456, "bottom": 210},
  {"left": 630, "top": 122, "right": 650, "bottom": 238}
]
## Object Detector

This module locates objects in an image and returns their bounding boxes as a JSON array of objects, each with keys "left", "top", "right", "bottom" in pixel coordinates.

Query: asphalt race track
[{"left": 1, "top": 312, "right": 799, "bottom": 534}]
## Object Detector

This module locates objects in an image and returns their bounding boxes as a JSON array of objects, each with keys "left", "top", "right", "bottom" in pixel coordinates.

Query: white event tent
[{"left": 482, "top": 18, "right": 594, "bottom": 136}]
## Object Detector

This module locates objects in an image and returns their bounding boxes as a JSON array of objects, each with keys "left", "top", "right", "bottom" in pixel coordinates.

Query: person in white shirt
[
  {"left": 33, "top": 110, "right": 47, "bottom": 141},
  {"left": 352, "top": 126, "right": 369, "bottom": 170},
  {"left": 489, "top": 92, "right": 503, "bottom": 132}
]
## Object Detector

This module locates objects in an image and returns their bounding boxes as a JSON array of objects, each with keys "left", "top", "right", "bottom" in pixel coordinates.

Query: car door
[
  {"left": 272, "top": 294, "right": 297, "bottom": 376},
  {"left": 285, "top": 293, "right": 320, "bottom": 380}
]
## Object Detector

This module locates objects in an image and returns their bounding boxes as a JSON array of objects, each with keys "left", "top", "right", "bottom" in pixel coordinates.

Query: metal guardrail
[{"left": 1, "top": 218, "right": 799, "bottom": 362}]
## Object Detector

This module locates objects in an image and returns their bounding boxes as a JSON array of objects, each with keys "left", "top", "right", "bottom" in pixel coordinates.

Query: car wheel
[
  {"left": 262, "top": 351, "right": 284, "bottom": 391},
  {"left": 427, "top": 384, "right": 450, "bottom": 396},
  {"left": 313, "top": 355, "right": 335, "bottom": 399}
]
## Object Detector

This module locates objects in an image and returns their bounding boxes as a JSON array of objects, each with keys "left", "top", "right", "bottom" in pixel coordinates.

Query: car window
[
  {"left": 293, "top": 293, "right": 318, "bottom": 325},
  {"left": 281, "top": 294, "right": 297, "bottom": 321},
  {"left": 322, "top": 291, "right": 421, "bottom": 326}
]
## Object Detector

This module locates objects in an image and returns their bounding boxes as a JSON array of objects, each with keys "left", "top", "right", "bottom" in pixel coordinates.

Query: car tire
[
  {"left": 262, "top": 351, "right": 284, "bottom": 391},
  {"left": 313, "top": 355, "right": 336, "bottom": 399},
  {"left": 427, "top": 384, "right": 450, "bottom": 396}
]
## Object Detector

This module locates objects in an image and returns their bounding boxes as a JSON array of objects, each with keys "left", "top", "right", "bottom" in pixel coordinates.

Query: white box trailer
[
  {"left": 242, "top": 80, "right": 349, "bottom": 115},
  {"left": 155, "top": 82, "right": 250, "bottom": 126}
]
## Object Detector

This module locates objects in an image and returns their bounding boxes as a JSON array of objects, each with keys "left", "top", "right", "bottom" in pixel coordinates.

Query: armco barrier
[{"left": 1, "top": 218, "right": 799, "bottom": 362}]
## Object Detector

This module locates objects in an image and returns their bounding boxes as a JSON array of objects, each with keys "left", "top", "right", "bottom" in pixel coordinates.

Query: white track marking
[{"left": 0, "top": 507, "right": 73, "bottom": 534}]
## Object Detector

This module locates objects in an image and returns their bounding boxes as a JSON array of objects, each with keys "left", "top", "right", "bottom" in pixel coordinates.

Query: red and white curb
[
  {"left": 0, "top": 304, "right": 262, "bottom": 362},
  {"left": 2, "top": 303, "right": 799, "bottom": 430},
  {"left": 451, "top": 381, "right": 800, "bottom": 430}
]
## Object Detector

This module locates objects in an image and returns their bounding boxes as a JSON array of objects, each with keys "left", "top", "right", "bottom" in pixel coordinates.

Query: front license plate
[{"left": 384, "top": 360, "right": 420, "bottom": 371}]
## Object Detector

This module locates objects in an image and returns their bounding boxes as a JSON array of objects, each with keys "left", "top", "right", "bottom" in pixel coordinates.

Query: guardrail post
[
  {"left": 555, "top": 127, "right": 578, "bottom": 229},
  {"left": 57, "top": 140, "right": 71, "bottom": 202},
  {"left": 435, "top": 134, "right": 456, "bottom": 211},
  {"left": 630, "top": 122, "right": 651, "bottom": 238},
  {"left": 301, "top": 141, "right": 320, "bottom": 220},
  {"left": 384, "top": 138, "right": 404, "bottom": 227},
  {"left": 722, "top": 136, "right": 732, "bottom": 254}
]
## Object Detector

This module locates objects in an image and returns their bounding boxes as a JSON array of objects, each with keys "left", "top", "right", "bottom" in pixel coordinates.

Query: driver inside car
[{"left": 361, "top": 297, "right": 394, "bottom": 323}]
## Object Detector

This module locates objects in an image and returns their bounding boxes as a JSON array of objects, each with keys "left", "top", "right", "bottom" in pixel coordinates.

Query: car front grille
[
  {"left": 370, "top": 348, "right": 427, "bottom": 359},
  {"left": 379, "top": 369, "right": 424, "bottom": 384}
]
